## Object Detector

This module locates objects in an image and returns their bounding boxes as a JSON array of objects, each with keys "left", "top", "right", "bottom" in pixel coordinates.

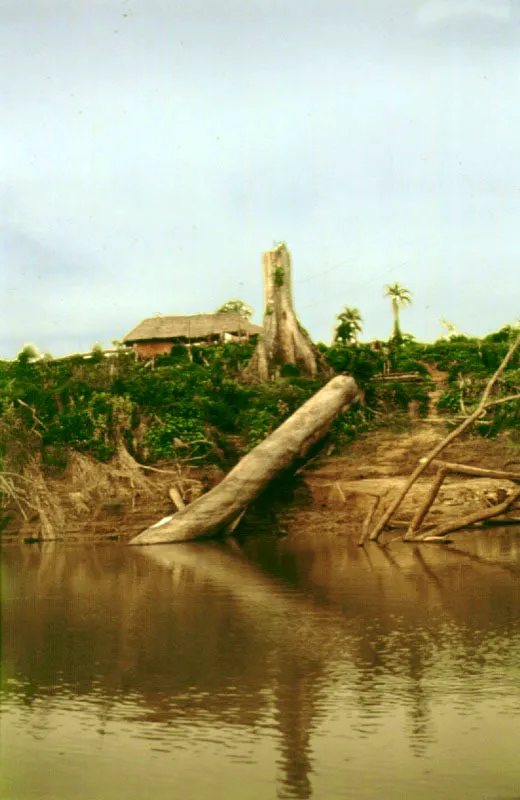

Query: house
[{"left": 122, "top": 312, "right": 262, "bottom": 358}]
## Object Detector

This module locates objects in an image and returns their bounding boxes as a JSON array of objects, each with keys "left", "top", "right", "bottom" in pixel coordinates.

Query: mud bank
[
  {"left": 2, "top": 422, "right": 519, "bottom": 544},
  {"left": 1, "top": 449, "right": 226, "bottom": 544},
  {"left": 284, "top": 423, "right": 520, "bottom": 540}
]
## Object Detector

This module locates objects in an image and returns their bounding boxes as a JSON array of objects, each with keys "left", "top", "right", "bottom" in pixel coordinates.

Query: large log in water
[{"left": 130, "top": 375, "right": 358, "bottom": 545}]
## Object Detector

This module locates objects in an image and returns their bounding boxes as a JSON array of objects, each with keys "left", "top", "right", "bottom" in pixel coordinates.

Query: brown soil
[
  {"left": 1, "top": 450, "right": 226, "bottom": 544},
  {"left": 288, "top": 422, "right": 520, "bottom": 540},
  {"left": 2, "top": 420, "right": 519, "bottom": 546},
  {"left": 420, "top": 362, "right": 449, "bottom": 419}
]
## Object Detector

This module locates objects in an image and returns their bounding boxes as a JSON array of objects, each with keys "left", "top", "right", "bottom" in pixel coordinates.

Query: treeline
[{"left": 0, "top": 326, "right": 518, "bottom": 479}]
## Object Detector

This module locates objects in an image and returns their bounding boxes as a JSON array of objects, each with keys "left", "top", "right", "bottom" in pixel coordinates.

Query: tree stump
[{"left": 245, "top": 242, "right": 333, "bottom": 381}]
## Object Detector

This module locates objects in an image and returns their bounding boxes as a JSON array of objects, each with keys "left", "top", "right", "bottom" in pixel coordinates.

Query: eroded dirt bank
[
  {"left": 282, "top": 422, "right": 520, "bottom": 541},
  {"left": 2, "top": 422, "right": 519, "bottom": 544}
]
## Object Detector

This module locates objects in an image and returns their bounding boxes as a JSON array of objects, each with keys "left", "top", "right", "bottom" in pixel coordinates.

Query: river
[{"left": 1, "top": 529, "right": 519, "bottom": 800}]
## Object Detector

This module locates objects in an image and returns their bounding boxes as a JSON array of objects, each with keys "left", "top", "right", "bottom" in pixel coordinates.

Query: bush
[{"left": 1, "top": 328, "right": 517, "bottom": 472}]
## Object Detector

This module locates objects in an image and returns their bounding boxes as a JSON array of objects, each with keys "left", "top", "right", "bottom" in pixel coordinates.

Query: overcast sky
[{"left": 1, "top": 0, "right": 519, "bottom": 357}]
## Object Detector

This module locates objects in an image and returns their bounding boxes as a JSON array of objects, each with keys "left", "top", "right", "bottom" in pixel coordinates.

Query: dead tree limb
[
  {"left": 368, "top": 333, "right": 520, "bottom": 542},
  {"left": 404, "top": 466, "right": 448, "bottom": 541},
  {"left": 168, "top": 486, "right": 186, "bottom": 512},
  {"left": 429, "top": 460, "right": 520, "bottom": 481},
  {"left": 417, "top": 486, "right": 520, "bottom": 541},
  {"left": 130, "top": 375, "right": 358, "bottom": 545},
  {"left": 359, "top": 495, "right": 382, "bottom": 545},
  {"left": 223, "top": 507, "right": 248, "bottom": 536},
  {"left": 482, "top": 393, "right": 520, "bottom": 409}
]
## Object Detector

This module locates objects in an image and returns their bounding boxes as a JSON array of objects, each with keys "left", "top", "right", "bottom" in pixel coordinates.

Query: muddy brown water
[{"left": 1, "top": 528, "right": 520, "bottom": 800}]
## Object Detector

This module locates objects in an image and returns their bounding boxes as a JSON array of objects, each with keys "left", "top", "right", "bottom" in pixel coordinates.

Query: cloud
[
  {"left": 416, "top": 0, "right": 512, "bottom": 25},
  {"left": 1, "top": 1, "right": 519, "bottom": 357}
]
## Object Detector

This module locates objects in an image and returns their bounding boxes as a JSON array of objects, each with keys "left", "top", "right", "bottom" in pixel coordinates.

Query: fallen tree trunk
[{"left": 130, "top": 375, "right": 358, "bottom": 545}]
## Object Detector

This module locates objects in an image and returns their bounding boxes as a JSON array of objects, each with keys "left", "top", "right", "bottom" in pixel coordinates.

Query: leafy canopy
[
  {"left": 215, "top": 299, "right": 253, "bottom": 320},
  {"left": 334, "top": 307, "right": 363, "bottom": 345}
]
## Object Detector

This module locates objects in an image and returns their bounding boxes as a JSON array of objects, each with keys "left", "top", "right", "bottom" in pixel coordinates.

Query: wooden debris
[{"left": 367, "top": 333, "right": 520, "bottom": 543}]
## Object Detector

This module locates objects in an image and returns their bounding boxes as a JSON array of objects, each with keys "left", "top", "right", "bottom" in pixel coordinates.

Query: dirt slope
[{"left": 294, "top": 422, "right": 519, "bottom": 540}]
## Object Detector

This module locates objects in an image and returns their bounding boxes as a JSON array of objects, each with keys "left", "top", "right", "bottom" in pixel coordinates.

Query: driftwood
[
  {"left": 428, "top": 460, "right": 520, "bottom": 481},
  {"left": 359, "top": 495, "right": 382, "bottom": 544},
  {"left": 168, "top": 486, "right": 186, "bottom": 512},
  {"left": 130, "top": 375, "right": 358, "bottom": 545},
  {"left": 403, "top": 460, "right": 520, "bottom": 541},
  {"left": 404, "top": 466, "right": 448, "bottom": 541},
  {"left": 417, "top": 486, "right": 520, "bottom": 541},
  {"left": 371, "top": 372, "right": 426, "bottom": 383},
  {"left": 366, "top": 333, "right": 520, "bottom": 543}
]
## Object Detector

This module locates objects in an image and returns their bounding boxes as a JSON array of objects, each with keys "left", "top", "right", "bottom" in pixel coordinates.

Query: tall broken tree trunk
[
  {"left": 130, "top": 375, "right": 358, "bottom": 545},
  {"left": 245, "top": 242, "right": 332, "bottom": 381}
]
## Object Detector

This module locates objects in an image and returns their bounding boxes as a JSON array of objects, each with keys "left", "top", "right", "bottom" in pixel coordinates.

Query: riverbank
[
  {"left": 2, "top": 419, "right": 518, "bottom": 545},
  {"left": 1, "top": 328, "right": 518, "bottom": 543},
  {"left": 291, "top": 421, "right": 520, "bottom": 541}
]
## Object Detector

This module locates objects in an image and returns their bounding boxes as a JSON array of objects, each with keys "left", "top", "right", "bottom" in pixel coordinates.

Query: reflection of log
[
  {"left": 141, "top": 542, "right": 289, "bottom": 612},
  {"left": 130, "top": 375, "right": 358, "bottom": 545}
]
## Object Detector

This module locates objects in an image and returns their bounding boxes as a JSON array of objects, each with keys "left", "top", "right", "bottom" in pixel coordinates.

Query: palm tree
[
  {"left": 334, "top": 307, "right": 363, "bottom": 345},
  {"left": 384, "top": 283, "right": 412, "bottom": 341}
]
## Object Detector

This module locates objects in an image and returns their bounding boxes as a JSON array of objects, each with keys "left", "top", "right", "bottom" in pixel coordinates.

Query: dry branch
[
  {"left": 168, "top": 486, "right": 186, "bottom": 512},
  {"left": 359, "top": 495, "right": 381, "bottom": 545},
  {"left": 404, "top": 466, "right": 448, "bottom": 541},
  {"left": 223, "top": 507, "right": 248, "bottom": 536},
  {"left": 429, "top": 460, "right": 520, "bottom": 481},
  {"left": 416, "top": 486, "right": 520, "bottom": 540}
]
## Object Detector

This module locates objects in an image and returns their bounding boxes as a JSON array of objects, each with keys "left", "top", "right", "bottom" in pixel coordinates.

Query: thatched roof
[{"left": 123, "top": 313, "right": 262, "bottom": 343}]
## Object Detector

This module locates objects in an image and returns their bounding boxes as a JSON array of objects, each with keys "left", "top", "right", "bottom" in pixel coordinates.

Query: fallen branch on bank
[
  {"left": 365, "top": 333, "right": 520, "bottom": 544},
  {"left": 427, "top": 460, "right": 520, "bottom": 481},
  {"left": 130, "top": 375, "right": 358, "bottom": 545},
  {"left": 371, "top": 372, "right": 427, "bottom": 383},
  {"left": 402, "top": 460, "right": 520, "bottom": 541},
  {"left": 168, "top": 486, "right": 186, "bottom": 512},
  {"left": 417, "top": 486, "right": 520, "bottom": 541}
]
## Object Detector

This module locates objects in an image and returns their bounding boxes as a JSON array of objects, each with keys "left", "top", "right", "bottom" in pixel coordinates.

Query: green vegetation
[
  {"left": 1, "top": 325, "right": 517, "bottom": 475},
  {"left": 273, "top": 266, "right": 285, "bottom": 287},
  {"left": 0, "top": 342, "right": 314, "bottom": 473},
  {"left": 215, "top": 299, "right": 254, "bottom": 320},
  {"left": 0, "top": 321, "right": 518, "bottom": 536},
  {"left": 334, "top": 307, "right": 363, "bottom": 345}
]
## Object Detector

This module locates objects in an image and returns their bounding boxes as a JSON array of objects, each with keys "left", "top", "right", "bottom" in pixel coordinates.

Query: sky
[{"left": 1, "top": 0, "right": 519, "bottom": 357}]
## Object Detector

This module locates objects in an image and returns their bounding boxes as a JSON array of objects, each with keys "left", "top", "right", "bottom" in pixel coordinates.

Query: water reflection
[{"left": 2, "top": 530, "right": 520, "bottom": 800}]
